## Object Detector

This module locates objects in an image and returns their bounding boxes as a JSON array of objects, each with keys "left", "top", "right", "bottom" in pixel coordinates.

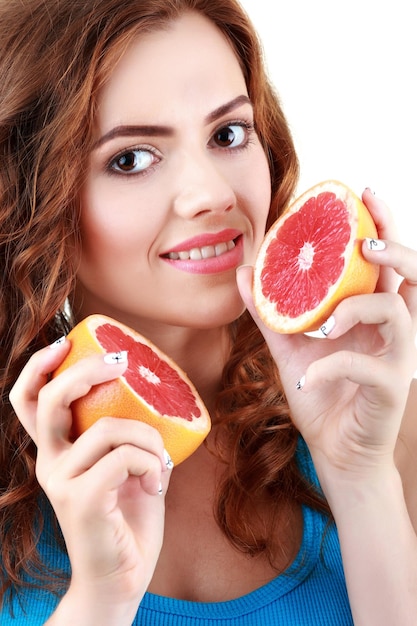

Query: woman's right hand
[{"left": 9, "top": 338, "right": 172, "bottom": 624}]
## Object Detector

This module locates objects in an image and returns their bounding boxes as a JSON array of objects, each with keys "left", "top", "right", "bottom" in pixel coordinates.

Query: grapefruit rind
[
  {"left": 253, "top": 181, "right": 379, "bottom": 334},
  {"left": 53, "top": 314, "right": 211, "bottom": 465}
]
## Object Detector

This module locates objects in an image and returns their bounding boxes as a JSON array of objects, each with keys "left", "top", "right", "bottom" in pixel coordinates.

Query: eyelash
[
  {"left": 106, "top": 144, "right": 160, "bottom": 178},
  {"left": 105, "top": 119, "right": 256, "bottom": 177},
  {"left": 210, "top": 119, "right": 256, "bottom": 152}
]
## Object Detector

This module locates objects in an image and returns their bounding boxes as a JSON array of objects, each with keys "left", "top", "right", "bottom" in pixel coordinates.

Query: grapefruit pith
[
  {"left": 253, "top": 180, "right": 380, "bottom": 334},
  {"left": 53, "top": 314, "right": 211, "bottom": 465}
]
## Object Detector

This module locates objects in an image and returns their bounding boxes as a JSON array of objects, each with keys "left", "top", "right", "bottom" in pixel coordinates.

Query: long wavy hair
[{"left": 0, "top": 0, "right": 329, "bottom": 603}]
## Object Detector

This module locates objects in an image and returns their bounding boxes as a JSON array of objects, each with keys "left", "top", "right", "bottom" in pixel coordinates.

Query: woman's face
[{"left": 76, "top": 11, "right": 271, "bottom": 334}]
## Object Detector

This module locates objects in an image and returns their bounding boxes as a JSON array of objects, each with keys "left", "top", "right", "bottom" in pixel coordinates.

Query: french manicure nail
[
  {"left": 158, "top": 482, "right": 163, "bottom": 495},
  {"left": 366, "top": 238, "right": 386, "bottom": 251},
  {"left": 49, "top": 336, "right": 66, "bottom": 349},
  {"left": 103, "top": 351, "right": 128, "bottom": 365},
  {"left": 296, "top": 375, "right": 306, "bottom": 391},
  {"left": 319, "top": 315, "right": 335, "bottom": 337},
  {"left": 163, "top": 449, "right": 174, "bottom": 470}
]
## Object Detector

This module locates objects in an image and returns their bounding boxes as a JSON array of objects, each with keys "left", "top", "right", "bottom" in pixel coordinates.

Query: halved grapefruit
[
  {"left": 53, "top": 314, "right": 211, "bottom": 464},
  {"left": 253, "top": 180, "right": 380, "bottom": 334}
]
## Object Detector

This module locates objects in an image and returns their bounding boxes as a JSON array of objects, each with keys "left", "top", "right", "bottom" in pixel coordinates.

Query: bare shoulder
[{"left": 395, "top": 378, "right": 417, "bottom": 529}]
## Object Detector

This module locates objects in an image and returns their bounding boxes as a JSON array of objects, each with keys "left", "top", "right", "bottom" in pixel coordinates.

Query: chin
[{"left": 189, "top": 297, "right": 246, "bottom": 329}]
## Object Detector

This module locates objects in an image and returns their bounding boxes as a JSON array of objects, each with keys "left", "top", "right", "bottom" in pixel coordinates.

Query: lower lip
[{"left": 161, "top": 237, "right": 244, "bottom": 275}]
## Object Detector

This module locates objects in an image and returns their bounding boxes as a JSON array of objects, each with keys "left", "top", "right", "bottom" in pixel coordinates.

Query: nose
[{"left": 172, "top": 149, "right": 236, "bottom": 219}]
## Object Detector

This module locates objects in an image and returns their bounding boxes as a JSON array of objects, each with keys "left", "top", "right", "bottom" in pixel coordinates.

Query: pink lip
[
  {"left": 163, "top": 228, "right": 242, "bottom": 254},
  {"left": 160, "top": 229, "right": 244, "bottom": 275}
]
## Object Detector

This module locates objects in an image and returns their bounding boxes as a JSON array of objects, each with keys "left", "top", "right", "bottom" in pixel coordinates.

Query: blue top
[{"left": 1, "top": 439, "right": 353, "bottom": 624}]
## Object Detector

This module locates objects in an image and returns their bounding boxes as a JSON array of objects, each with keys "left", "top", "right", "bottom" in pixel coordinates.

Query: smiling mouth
[{"left": 163, "top": 238, "right": 237, "bottom": 261}]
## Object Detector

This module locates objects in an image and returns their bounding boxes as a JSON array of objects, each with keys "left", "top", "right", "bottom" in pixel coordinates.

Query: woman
[{"left": 1, "top": 0, "right": 416, "bottom": 624}]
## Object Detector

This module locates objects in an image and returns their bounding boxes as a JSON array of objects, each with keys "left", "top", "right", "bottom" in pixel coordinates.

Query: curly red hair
[{"left": 0, "top": 0, "right": 328, "bottom": 604}]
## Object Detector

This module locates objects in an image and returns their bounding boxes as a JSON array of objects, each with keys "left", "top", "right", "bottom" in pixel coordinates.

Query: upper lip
[{"left": 161, "top": 228, "right": 242, "bottom": 255}]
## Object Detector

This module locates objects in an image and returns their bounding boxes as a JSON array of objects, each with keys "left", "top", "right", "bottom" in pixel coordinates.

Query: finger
[
  {"left": 361, "top": 188, "right": 399, "bottom": 243},
  {"left": 363, "top": 239, "right": 417, "bottom": 325},
  {"left": 47, "top": 417, "right": 167, "bottom": 481},
  {"left": 325, "top": 292, "right": 412, "bottom": 356},
  {"left": 46, "top": 442, "right": 165, "bottom": 504},
  {"left": 236, "top": 264, "right": 292, "bottom": 345},
  {"left": 236, "top": 264, "right": 285, "bottom": 353},
  {"left": 236, "top": 263, "right": 321, "bottom": 370},
  {"left": 90, "top": 444, "right": 164, "bottom": 497},
  {"left": 361, "top": 189, "right": 403, "bottom": 293},
  {"left": 236, "top": 264, "right": 258, "bottom": 318},
  {"left": 9, "top": 337, "right": 71, "bottom": 441},
  {"left": 36, "top": 352, "right": 128, "bottom": 452},
  {"left": 301, "top": 350, "right": 408, "bottom": 421}
]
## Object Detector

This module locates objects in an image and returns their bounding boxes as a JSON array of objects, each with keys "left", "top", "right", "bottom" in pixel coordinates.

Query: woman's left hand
[{"left": 237, "top": 189, "right": 417, "bottom": 484}]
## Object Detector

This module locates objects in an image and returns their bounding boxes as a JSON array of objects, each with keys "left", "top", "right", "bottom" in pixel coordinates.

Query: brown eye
[
  {"left": 212, "top": 124, "right": 246, "bottom": 148},
  {"left": 110, "top": 149, "right": 155, "bottom": 174},
  {"left": 117, "top": 152, "right": 137, "bottom": 171}
]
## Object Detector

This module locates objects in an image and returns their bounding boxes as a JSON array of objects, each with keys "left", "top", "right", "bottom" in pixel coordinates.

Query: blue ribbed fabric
[{"left": 1, "top": 439, "right": 353, "bottom": 625}]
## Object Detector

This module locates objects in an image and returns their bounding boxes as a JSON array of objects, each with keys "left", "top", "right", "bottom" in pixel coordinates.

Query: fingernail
[
  {"left": 163, "top": 449, "right": 174, "bottom": 470},
  {"left": 296, "top": 375, "right": 305, "bottom": 391},
  {"left": 319, "top": 315, "right": 336, "bottom": 337},
  {"left": 366, "top": 238, "right": 386, "bottom": 251},
  {"left": 49, "top": 336, "right": 66, "bottom": 349},
  {"left": 365, "top": 187, "right": 375, "bottom": 195},
  {"left": 103, "top": 351, "right": 128, "bottom": 365},
  {"left": 158, "top": 482, "right": 163, "bottom": 495}
]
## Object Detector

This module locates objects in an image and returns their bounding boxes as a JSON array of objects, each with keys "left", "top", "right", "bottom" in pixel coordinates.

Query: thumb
[
  {"left": 236, "top": 264, "right": 303, "bottom": 366},
  {"left": 236, "top": 264, "right": 256, "bottom": 315},
  {"left": 236, "top": 265, "right": 281, "bottom": 342}
]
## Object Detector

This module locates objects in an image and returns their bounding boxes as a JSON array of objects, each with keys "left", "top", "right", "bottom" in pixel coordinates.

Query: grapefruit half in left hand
[
  {"left": 253, "top": 180, "right": 380, "bottom": 334},
  {"left": 53, "top": 314, "right": 211, "bottom": 465}
]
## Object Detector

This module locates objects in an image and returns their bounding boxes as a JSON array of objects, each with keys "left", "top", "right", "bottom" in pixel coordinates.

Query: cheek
[
  {"left": 79, "top": 186, "right": 149, "bottom": 259},
  {"left": 251, "top": 149, "right": 272, "bottom": 232},
  {"left": 80, "top": 187, "right": 117, "bottom": 251}
]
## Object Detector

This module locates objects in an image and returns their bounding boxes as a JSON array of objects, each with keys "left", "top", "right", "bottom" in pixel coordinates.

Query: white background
[{"left": 240, "top": 0, "right": 416, "bottom": 251}]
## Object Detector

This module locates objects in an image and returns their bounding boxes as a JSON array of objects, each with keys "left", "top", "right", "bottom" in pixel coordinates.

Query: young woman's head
[{"left": 76, "top": 11, "right": 274, "bottom": 334}]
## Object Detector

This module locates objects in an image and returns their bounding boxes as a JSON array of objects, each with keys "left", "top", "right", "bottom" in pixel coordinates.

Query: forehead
[{"left": 96, "top": 12, "right": 248, "bottom": 130}]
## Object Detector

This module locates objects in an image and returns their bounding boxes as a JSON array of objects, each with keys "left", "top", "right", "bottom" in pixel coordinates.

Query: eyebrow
[
  {"left": 92, "top": 95, "right": 253, "bottom": 150},
  {"left": 205, "top": 94, "right": 252, "bottom": 124}
]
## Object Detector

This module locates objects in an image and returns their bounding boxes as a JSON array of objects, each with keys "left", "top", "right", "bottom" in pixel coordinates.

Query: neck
[{"left": 152, "top": 325, "right": 231, "bottom": 416}]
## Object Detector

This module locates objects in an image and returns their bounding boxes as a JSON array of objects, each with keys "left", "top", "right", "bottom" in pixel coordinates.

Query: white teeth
[
  {"left": 166, "top": 239, "right": 236, "bottom": 261},
  {"left": 214, "top": 242, "right": 228, "bottom": 256},
  {"left": 189, "top": 248, "right": 202, "bottom": 260},
  {"left": 201, "top": 245, "right": 215, "bottom": 259}
]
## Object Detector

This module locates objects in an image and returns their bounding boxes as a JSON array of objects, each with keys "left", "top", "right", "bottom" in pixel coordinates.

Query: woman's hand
[
  {"left": 237, "top": 189, "right": 417, "bottom": 486},
  {"left": 238, "top": 189, "right": 417, "bottom": 624},
  {"left": 9, "top": 342, "right": 173, "bottom": 623}
]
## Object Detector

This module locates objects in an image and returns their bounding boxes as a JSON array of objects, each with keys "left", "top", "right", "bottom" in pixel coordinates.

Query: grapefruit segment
[
  {"left": 253, "top": 180, "right": 380, "bottom": 334},
  {"left": 53, "top": 314, "right": 211, "bottom": 464}
]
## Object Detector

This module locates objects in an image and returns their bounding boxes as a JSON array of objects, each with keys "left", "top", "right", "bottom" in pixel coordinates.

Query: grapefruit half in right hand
[
  {"left": 253, "top": 180, "right": 380, "bottom": 334},
  {"left": 53, "top": 314, "right": 211, "bottom": 465}
]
